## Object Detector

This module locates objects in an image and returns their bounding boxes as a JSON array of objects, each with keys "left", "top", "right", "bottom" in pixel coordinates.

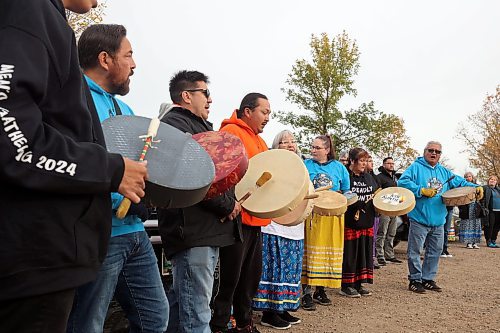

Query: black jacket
[
  {"left": 0, "top": 0, "right": 124, "bottom": 300},
  {"left": 345, "top": 171, "right": 380, "bottom": 230},
  {"left": 377, "top": 166, "right": 397, "bottom": 189},
  {"left": 158, "top": 107, "right": 242, "bottom": 258}
]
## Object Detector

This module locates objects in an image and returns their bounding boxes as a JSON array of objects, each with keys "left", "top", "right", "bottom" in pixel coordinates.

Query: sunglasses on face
[
  {"left": 427, "top": 149, "right": 442, "bottom": 154},
  {"left": 184, "top": 88, "right": 210, "bottom": 98}
]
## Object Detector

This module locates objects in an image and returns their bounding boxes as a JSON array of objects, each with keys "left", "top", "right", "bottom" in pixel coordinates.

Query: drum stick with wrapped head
[
  {"left": 116, "top": 103, "right": 173, "bottom": 219},
  {"left": 238, "top": 171, "right": 272, "bottom": 203},
  {"left": 315, "top": 185, "right": 333, "bottom": 192},
  {"left": 443, "top": 175, "right": 455, "bottom": 187},
  {"left": 222, "top": 171, "right": 272, "bottom": 222}
]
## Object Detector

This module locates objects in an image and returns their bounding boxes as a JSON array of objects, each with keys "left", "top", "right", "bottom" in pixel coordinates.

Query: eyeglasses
[
  {"left": 279, "top": 140, "right": 297, "bottom": 145},
  {"left": 184, "top": 88, "right": 210, "bottom": 98},
  {"left": 426, "top": 149, "right": 442, "bottom": 154},
  {"left": 311, "top": 146, "right": 325, "bottom": 150},
  {"left": 340, "top": 158, "right": 348, "bottom": 162}
]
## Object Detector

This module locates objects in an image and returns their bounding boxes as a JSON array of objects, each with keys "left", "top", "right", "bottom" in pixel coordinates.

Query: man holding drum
[
  {"left": 398, "top": 141, "right": 482, "bottom": 294},
  {"left": 211, "top": 93, "right": 271, "bottom": 333},
  {"left": 68, "top": 24, "right": 169, "bottom": 333},
  {"left": 158, "top": 70, "right": 242, "bottom": 333},
  {"left": 376, "top": 157, "right": 403, "bottom": 265}
]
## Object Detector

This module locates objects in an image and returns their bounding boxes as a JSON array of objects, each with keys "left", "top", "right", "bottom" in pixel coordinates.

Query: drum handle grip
[
  {"left": 116, "top": 198, "right": 132, "bottom": 219},
  {"left": 221, "top": 172, "right": 272, "bottom": 222},
  {"left": 116, "top": 118, "right": 160, "bottom": 219},
  {"left": 304, "top": 193, "right": 319, "bottom": 200}
]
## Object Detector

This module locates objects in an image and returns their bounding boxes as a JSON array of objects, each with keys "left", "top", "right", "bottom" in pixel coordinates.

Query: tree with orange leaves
[{"left": 457, "top": 86, "right": 500, "bottom": 181}]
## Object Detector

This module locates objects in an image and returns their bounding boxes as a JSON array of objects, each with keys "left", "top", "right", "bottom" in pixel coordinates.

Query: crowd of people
[{"left": 1, "top": 1, "right": 499, "bottom": 333}]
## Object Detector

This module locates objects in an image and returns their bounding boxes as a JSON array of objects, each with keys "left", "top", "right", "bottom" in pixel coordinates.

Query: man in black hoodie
[
  {"left": 0, "top": 1, "right": 147, "bottom": 332},
  {"left": 158, "top": 70, "right": 242, "bottom": 333},
  {"left": 376, "top": 157, "right": 403, "bottom": 265}
]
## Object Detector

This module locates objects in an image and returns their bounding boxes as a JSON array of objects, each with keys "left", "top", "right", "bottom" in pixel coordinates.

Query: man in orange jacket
[{"left": 211, "top": 93, "right": 271, "bottom": 333}]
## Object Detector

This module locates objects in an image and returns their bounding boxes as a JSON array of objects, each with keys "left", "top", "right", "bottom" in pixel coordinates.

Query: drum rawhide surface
[
  {"left": 102, "top": 115, "right": 215, "bottom": 209},
  {"left": 441, "top": 186, "right": 476, "bottom": 206},
  {"left": 235, "top": 149, "right": 309, "bottom": 219},
  {"left": 373, "top": 187, "right": 416, "bottom": 217},
  {"left": 313, "top": 190, "right": 348, "bottom": 216},
  {"left": 274, "top": 180, "right": 315, "bottom": 226},
  {"left": 192, "top": 131, "right": 248, "bottom": 199}
]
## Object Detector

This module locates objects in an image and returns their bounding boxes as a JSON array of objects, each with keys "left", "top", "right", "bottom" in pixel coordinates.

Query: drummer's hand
[
  {"left": 118, "top": 158, "right": 148, "bottom": 203},
  {"left": 475, "top": 186, "right": 484, "bottom": 200},
  {"left": 227, "top": 201, "right": 242, "bottom": 221},
  {"left": 421, "top": 187, "right": 437, "bottom": 198}
]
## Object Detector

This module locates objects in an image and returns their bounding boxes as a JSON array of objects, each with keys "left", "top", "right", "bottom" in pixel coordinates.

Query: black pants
[
  {"left": 485, "top": 211, "right": 500, "bottom": 242},
  {"left": 211, "top": 224, "right": 262, "bottom": 331},
  {"left": 0, "top": 288, "right": 75, "bottom": 333}
]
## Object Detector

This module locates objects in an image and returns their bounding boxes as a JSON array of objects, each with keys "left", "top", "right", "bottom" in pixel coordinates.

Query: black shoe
[
  {"left": 422, "top": 280, "right": 442, "bottom": 292},
  {"left": 301, "top": 294, "right": 316, "bottom": 311},
  {"left": 313, "top": 288, "right": 332, "bottom": 305},
  {"left": 357, "top": 285, "right": 372, "bottom": 296},
  {"left": 387, "top": 257, "right": 403, "bottom": 264},
  {"left": 260, "top": 312, "right": 291, "bottom": 330},
  {"left": 339, "top": 286, "right": 361, "bottom": 298},
  {"left": 408, "top": 280, "right": 426, "bottom": 293},
  {"left": 278, "top": 311, "right": 301, "bottom": 325},
  {"left": 377, "top": 258, "right": 387, "bottom": 266}
]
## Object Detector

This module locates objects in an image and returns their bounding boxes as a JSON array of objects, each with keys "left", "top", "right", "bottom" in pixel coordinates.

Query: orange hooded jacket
[{"left": 220, "top": 110, "right": 271, "bottom": 227}]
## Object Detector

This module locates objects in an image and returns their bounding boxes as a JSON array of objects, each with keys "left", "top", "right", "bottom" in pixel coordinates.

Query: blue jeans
[
  {"left": 407, "top": 220, "right": 444, "bottom": 282},
  {"left": 67, "top": 231, "right": 169, "bottom": 333},
  {"left": 166, "top": 246, "right": 219, "bottom": 333}
]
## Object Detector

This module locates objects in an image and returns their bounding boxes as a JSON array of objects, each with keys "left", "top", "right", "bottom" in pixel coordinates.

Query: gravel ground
[{"left": 255, "top": 240, "right": 500, "bottom": 333}]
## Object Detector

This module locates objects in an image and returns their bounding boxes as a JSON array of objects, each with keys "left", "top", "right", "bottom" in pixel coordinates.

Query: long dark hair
[{"left": 315, "top": 134, "right": 336, "bottom": 161}]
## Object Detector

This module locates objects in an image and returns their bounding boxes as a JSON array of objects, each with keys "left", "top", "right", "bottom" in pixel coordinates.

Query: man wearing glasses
[
  {"left": 376, "top": 157, "right": 402, "bottom": 266},
  {"left": 398, "top": 141, "right": 482, "bottom": 294},
  {"left": 158, "top": 70, "right": 242, "bottom": 333}
]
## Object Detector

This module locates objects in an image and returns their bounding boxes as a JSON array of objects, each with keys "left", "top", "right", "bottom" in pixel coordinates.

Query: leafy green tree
[
  {"left": 457, "top": 86, "right": 500, "bottom": 181},
  {"left": 277, "top": 32, "right": 416, "bottom": 162},
  {"left": 277, "top": 32, "right": 359, "bottom": 146},
  {"left": 365, "top": 114, "right": 418, "bottom": 171}
]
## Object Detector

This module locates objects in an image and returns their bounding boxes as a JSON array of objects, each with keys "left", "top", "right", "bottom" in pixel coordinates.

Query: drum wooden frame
[
  {"left": 235, "top": 150, "right": 309, "bottom": 219},
  {"left": 274, "top": 180, "right": 315, "bottom": 226},
  {"left": 312, "top": 190, "right": 348, "bottom": 216},
  {"left": 441, "top": 186, "right": 476, "bottom": 206}
]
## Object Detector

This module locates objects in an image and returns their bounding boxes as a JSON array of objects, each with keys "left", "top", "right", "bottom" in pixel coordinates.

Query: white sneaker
[
  {"left": 466, "top": 243, "right": 473, "bottom": 249},
  {"left": 472, "top": 243, "right": 480, "bottom": 249},
  {"left": 440, "top": 253, "right": 447, "bottom": 258},
  {"left": 446, "top": 253, "right": 453, "bottom": 258}
]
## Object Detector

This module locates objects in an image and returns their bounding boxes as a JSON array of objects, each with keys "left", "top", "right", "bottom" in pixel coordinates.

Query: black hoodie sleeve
[{"left": 0, "top": 26, "right": 124, "bottom": 193}]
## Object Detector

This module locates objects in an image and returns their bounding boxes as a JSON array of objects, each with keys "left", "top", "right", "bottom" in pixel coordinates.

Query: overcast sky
[{"left": 103, "top": 0, "right": 500, "bottom": 174}]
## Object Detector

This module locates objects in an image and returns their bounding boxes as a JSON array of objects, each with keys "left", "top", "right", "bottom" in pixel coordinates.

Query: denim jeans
[
  {"left": 67, "top": 231, "right": 169, "bottom": 333},
  {"left": 407, "top": 220, "right": 444, "bottom": 282},
  {"left": 376, "top": 214, "right": 397, "bottom": 260},
  {"left": 443, "top": 208, "right": 453, "bottom": 252},
  {"left": 166, "top": 246, "right": 219, "bottom": 333}
]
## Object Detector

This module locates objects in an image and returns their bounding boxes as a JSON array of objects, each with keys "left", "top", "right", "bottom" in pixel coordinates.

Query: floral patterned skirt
[{"left": 252, "top": 233, "right": 304, "bottom": 312}]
